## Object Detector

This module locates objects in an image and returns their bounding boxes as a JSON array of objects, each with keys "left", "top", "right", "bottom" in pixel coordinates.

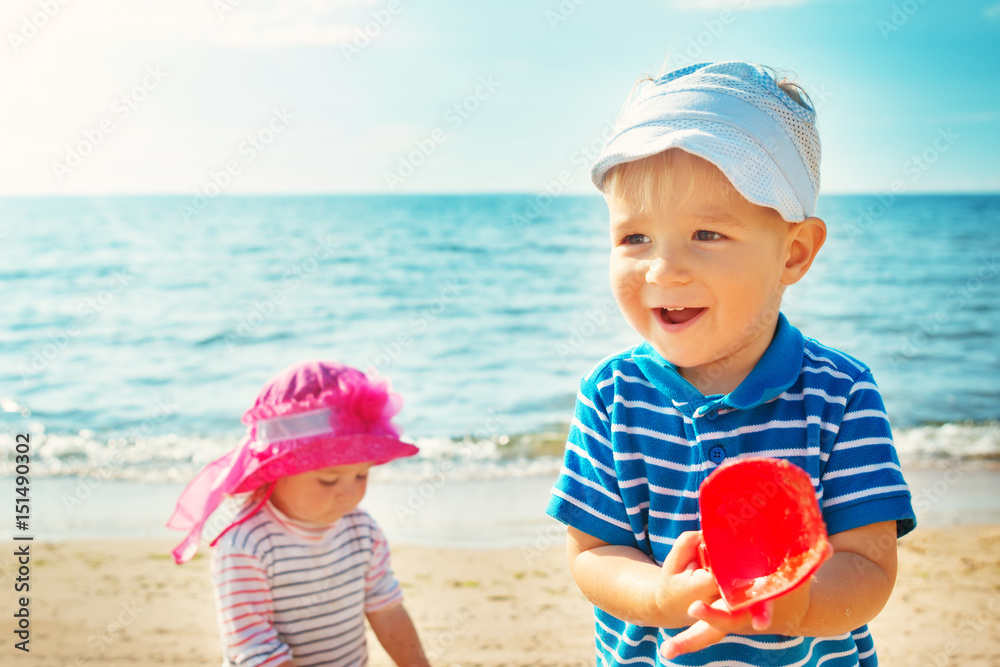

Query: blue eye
[
  {"left": 694, "top": 230, "right": 724, "bottom": 241},
  {"left": 623, "top": 233, "right": 650, "bottom": 245}
]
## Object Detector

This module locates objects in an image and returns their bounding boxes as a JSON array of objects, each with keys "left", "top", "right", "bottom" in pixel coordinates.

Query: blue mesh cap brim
[{"left": 592, "top": 120, "right": 805, "bottom": 222}]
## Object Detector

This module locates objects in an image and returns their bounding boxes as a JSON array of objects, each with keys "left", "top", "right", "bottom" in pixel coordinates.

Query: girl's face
[{"left": 270, "top": 462, "right": 372, "bottom": 524}]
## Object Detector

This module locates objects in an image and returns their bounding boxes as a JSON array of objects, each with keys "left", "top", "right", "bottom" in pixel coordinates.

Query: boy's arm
[
  {"left": 781, "top": 519, "right": 897, "bottom": 635},
  {"left": 367, "top": 603, "right": 430, "bottom": 667},
  {"left": 567, "top": 525, "right": 720, "bottom": 628},
  {"left": 663, "top": 520, "right": 898, "bottom": 658}
]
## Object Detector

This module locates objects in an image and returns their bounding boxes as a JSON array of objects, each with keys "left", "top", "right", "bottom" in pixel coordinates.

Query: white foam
[
  {"left": 0, "top": 421, "right": 995, "bottom": 482},
  {"left": 892, "top": 422, "right": 1000, "bottom": 464},
  {"left": 0, "top": 431, "right": 563, "bottom": 483}
]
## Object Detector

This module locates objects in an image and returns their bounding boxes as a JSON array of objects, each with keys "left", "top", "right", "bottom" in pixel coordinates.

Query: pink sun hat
[{"left": 167, "top": 360, "right": 418, "bottom": 564}]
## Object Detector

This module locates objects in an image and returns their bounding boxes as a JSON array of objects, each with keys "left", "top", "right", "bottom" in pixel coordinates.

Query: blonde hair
[
  {"left": 771, "top": 72, "right": 815, "bottom": 112},
  {"left": 603, "top": 149, "right": 743, "bottom": 216}
]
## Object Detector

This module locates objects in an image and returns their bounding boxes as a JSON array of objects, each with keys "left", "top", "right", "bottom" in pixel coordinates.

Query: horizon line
[{"left": 1, "top": 190, "right": 998, "bottom": 200}]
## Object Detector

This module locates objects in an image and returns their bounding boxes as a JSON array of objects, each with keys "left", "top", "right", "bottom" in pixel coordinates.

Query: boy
[{"left": 546, "top": 61, "right": 915, "bottom": 666}]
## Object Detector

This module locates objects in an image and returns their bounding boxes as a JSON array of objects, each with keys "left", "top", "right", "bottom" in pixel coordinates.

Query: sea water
[{"left": 0, "top": 194, "right": 997, "bottom": 542}]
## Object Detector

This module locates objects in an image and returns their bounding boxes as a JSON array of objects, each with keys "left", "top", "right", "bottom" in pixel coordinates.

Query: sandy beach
[{"left": 3, "top": 524, "right": 998, "bottom": 666}]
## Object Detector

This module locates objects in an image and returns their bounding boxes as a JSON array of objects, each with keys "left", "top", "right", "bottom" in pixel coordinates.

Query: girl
[{"left": 168, "top": 360, "right": 430, "bottom": 667}]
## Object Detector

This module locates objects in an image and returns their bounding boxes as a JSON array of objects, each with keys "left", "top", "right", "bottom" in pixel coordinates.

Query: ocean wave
[
  {"left": 892, "top": 421, "right": 1000, "bottom": 464},
  {"left": 0, "top": 421, "right": 996, "bottom": 483},
  {"left": 0, "top": 430, "right": 565, "bottom": 484}
]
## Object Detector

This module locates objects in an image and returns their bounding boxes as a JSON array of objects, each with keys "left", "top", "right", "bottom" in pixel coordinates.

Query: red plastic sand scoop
[{"left": 697, "top": 457, "right": 828, "bottom": 611}]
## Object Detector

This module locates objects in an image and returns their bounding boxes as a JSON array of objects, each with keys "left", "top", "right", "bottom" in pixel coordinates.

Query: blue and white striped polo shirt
[{"left": 547, "top": 313, "right": 915, "bottom": 667}]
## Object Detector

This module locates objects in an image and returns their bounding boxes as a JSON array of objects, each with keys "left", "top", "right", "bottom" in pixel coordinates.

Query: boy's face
[
  {"left": 607, "top": 152, "right": 795, "bottom": 392},
  {"left": 271, "top": 462, "right": 372, "bottom": 524}
]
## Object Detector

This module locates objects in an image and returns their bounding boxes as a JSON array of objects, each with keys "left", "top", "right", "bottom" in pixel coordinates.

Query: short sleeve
[
  {"left": 211, "top": 548, "right": 292, "bottom": 667},
  {"left": 546, "top": 372, "right": 637, "bottom": 547},
  {"left": 364, "top": 524, "right": 403, "bottom": 613},
  {"left": 820, "top": 370, "right": 916, "bottom": 538}
]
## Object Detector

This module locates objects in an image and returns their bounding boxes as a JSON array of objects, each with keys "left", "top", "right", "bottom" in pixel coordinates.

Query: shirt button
[
  {"left": 709, "top": 446, "right": 726, "bottom": 464},
  {"left": 705, "top": 408, "right": 719, "bottom": 421}
]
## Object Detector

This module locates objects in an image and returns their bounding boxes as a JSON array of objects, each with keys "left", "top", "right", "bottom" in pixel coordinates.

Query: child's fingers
[
  {"left": 658, "top": 564, "right": 717, "bottom": 606},
  {"left": 686, "top": 599, "right": 753, "bottom": 633},
  {"left": 749, "top": 600, "right": 773, "bottom": 630},
  {"left": 661, "top": 530, "right": 703, "bottom": 574},
  {"left": 659, "top": 619, "right": 727, "bottom": 660},
  {"left": 658, "top": 531, "right": 718, "bottom": 611},
  {"left": 685, "top": 567, "right": 719, "bottom": 599}
]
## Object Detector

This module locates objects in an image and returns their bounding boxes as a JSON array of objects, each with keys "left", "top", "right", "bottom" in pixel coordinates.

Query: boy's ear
[{"left": 781, "top": 217, "right": 826, "bottom": 286}]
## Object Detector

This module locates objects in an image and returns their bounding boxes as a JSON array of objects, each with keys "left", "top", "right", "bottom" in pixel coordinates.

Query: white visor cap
[{"left": 591, "top": 61, "right": 821, "bottom": 222}]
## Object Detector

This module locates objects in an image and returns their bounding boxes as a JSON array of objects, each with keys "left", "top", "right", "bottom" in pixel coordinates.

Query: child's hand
[
  {"left": 660, "top": 539, "right": 834, "bottom": 660},
  {"left": 654, "top": 531, "right": 720, "bottom": 625},
  {"left": 660, "top": 597, "right": 775, "bottom": 660}
]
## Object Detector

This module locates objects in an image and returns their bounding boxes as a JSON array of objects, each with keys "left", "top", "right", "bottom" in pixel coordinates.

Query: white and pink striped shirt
[{"left": 210, "top": 502, "right": 403, "bottom": 667}]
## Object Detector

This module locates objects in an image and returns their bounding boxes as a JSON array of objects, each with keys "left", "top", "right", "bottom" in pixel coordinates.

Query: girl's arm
[
  {"left": 366, "top": 603, "right": 430, "bottom": 667},
  {"left": 567, "top": 526, "right": 721, "bottom": 628},
  {"left": 211, "top": 551, "right": 293, "bottom": 666}
]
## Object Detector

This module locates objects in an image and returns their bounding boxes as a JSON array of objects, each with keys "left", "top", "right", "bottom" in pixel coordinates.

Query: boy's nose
[{"left": 645, "top": 254, "right": 690, "bottom": 286}]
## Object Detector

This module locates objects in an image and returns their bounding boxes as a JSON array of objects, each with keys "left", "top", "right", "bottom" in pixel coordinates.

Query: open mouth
[{"left": 659, "top": 307, "right": 706, "bottom": 325}]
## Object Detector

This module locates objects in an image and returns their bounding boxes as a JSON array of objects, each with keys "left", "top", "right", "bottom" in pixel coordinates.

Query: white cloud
[
  {"left": 206, "top": 0, "right": 386, "bottom": 48},
  {"left": 984, "top": 2, "right": 1000, "bottom": 18},
  {"left": 1, "top": 0, "right": 383, "bottom": 50},
  {"left": 216, "top": 22, "right": 355, "bottom": 49},
  {"left": 670, "top": 0, "right": 810, "bottom": 10}
]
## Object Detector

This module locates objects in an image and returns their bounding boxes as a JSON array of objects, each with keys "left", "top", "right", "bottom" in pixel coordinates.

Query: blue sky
[{"left": 1, "top": 0, "right": 998, "bottom": 196}]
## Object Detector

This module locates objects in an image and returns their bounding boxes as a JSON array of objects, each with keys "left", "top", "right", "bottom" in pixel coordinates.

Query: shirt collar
[
  {"left": 265, "top": 500, "right": 341, "bottom": 540},
  {"left": 630, "top": 312, "right": 804, "bottom": 415}
]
